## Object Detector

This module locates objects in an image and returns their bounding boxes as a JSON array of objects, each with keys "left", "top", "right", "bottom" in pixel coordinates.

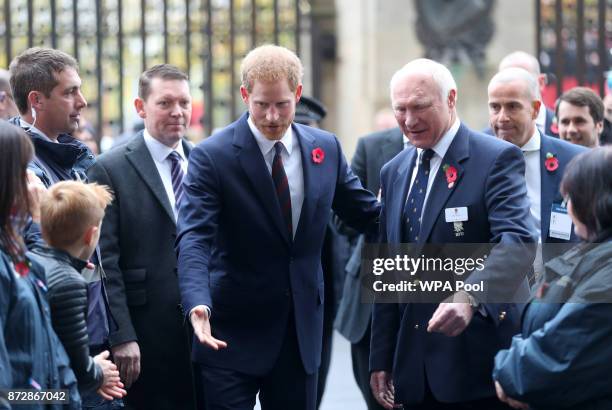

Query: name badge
[
  {"left": 549, "top": 203, "right": 572, "bottom": 240},
  {"left": 445, "top": 207, "right": 468, "bottom": 223}
]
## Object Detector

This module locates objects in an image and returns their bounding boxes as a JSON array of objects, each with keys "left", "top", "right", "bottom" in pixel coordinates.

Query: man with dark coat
[
  {"left": 370, "top": 58, "right": 536, "bottom": 410},
  {"left": 87, "top": 64, "right": 195, "bottom": 410},
  {"left": 176, "top": 45, "right": 379, "bottom": 410}
]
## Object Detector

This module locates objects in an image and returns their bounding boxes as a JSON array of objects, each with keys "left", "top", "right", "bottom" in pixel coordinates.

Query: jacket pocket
[{"left": 124, "top": 268, "right": 146, "bottom": 306}]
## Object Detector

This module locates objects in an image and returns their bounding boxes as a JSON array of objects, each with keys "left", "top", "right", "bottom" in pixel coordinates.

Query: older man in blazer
[
  {"left": 176, "top": 45, "right": 379, "bottom": 410},
  {"left": 87, "top": 64, "right": 195, "bottom": 410},
  {"left": 370, "top": 59, "right": 536, "bottom": 410},
  {"left": 335, "top": 125, "right": 403, "bottom": 410}
]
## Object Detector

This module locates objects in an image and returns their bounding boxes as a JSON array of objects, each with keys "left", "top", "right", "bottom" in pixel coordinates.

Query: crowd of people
[{"left": 0, "top": 43, "right": 610, "bottom": 410}]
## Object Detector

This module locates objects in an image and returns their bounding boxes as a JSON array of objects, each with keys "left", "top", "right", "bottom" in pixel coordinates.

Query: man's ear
[
  {"left": 240, "top": 86, "right": 249, "bottom": 104},
  {"left": 447, "top": 89, "right": 457, "bottom": 109},
  {"left": 595, "top": 120, "right": 604, "bottom": 136},
  {"left": 295, "top": 84, "right": 303, "bottom": 102},
  {"left": 83, "top": 225, "right": 99, "bottom": 247},
  {"left": 134, "top": 97, "right": 146, "bottom": 119},
  {"left": 28, "top": 91, "right": 43, "bottom": 111},
  {"left": 532, "top": 100, "right": 542, "bottom": 120}
]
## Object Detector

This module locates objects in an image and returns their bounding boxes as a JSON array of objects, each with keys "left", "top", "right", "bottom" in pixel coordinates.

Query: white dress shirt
[
  {"left": 407, "top": 118, "right": 461, "bottom": 216},
  {"left": 536, "top": 102, "right": 547, "bottom": 133},
  {"left": 521, "top": 129, "right": 542, "bottom": 241},
  {"left": 143, "top": 129, "right": 188, "bottom": 221},
  {"left": 247, "top": 116, "right": 304, "bottom": 238}
]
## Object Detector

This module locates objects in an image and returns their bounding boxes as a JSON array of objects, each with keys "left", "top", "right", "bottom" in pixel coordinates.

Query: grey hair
[{"left": 389, "top": 58, "right": 457, "bottom": 103}]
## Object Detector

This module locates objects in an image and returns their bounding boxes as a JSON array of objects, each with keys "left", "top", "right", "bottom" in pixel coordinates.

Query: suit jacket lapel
[
  {"left": 293, "top": 124, "right": 321, "bottom": 242},
  {"left": 419, "top": 124, "right": 469, "bottom": 244},
  {"left": 125, "top": 132, "right": 176, "bottom": 223},
  {"left": 390, "top": 148, "right": 418, "bottom": 243},
  {"left": 539, "top": 136, "right": 560, "bottom": 240},
  {"left": 233, "top": 114, "right": 291, "bottom": 244}
]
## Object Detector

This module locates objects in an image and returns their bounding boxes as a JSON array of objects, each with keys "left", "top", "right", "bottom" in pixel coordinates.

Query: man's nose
[
  {"left": 170, "top": 103, "right": 183, "bottom": 116},
  {"left": 403, "top": 112, "right": 417, "bottom": 128},
  {"left": 76, "top": 91, "right": 87, "bottom": 108},
  {"left": 266, "top": 107, "right": 279, "bottom": 121},
  {"left": 499, "top": 107, "right": 511, "bottom": 121}
]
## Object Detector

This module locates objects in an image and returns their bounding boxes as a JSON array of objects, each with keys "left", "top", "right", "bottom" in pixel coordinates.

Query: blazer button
[
  {"left": 414, "top": 324, "right": 419, "bottom": 329},
  {"left": 498, "top": 311, "right": 507, "bottom": 321}
]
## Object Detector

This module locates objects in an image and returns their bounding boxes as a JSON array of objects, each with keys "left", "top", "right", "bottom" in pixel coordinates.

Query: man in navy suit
[
  {"left": 484, "top": 51, "right": 558, "bottom": 138},
  {"left": 487, "top": 68, "right": 587, "bottom": 278},
  {"left": 176, "top": 45, "right": 380, "bottom": 410},
  {"left": 369, "top": 59, "right": 536, "bottom": 409}
]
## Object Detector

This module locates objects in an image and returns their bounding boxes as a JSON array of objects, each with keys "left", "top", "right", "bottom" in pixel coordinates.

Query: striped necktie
[
  {"left": 167, "top": 151, "right": 185, "bottom": 207},
  {"left": 272, "top": 142, "right": 293, "bottom": 237}
]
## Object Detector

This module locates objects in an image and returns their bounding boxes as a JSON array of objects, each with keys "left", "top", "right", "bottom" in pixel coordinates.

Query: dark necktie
[
  {"left": 402, "top": 149, "right": 435, "bottom": 242},
  {"left": 167, "top": 151, "right": 185, "bottom": 207},
  {"left": 271, "top": 142, "right": 293, "bottom": 237}
]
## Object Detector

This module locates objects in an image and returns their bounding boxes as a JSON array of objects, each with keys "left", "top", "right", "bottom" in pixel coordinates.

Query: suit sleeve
[
  {"left": 331, "top": 137, "right": 380, "bottom": 236},
  {"left": 494, "top": 303, "right": 612, "bottom": 407},
  {"left": 87, "top": 161, "right": 138, "bottom": 346},
  {"left": 175, "top": 144, "right": 221, "bottom": 317},
  {"left": 466, "top": 144, "right": 537, "bottom": 309}
]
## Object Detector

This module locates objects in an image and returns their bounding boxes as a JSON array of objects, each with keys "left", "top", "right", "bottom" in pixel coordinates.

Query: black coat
[
  {"left": 29, "top": 247, "right": 103, "bottom": 393},
  {"left": 87, "top": 132, "right": 195, "bottom": 410}
]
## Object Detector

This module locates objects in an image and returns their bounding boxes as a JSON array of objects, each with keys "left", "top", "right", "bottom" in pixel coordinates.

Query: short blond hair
[
  {"left": 41, "top": 181, "right": 113, "bottom": 249},
  {"left": 240, "top": 44, "right": 303, "bottom": 92}
]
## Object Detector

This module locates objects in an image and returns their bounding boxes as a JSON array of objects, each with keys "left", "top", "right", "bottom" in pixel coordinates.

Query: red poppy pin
[
  {"left": 14, "top": 261, "right": 30, "bottom": 277},
  {"left": 544, "top": 152, "right": 559, "bottom": 172},
  {"left": 311, "top": 147, "right": 325, "bottom": 164},
  {"left": 442, "top": 164, "right": 458, "bottom": 189}
]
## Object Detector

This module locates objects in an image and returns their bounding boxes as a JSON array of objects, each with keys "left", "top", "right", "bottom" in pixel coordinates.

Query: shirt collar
[
  {"left": 521, "top": 128, "right": 541, "bottom": 153},
  {"left": 143, "top": 129, "right": 186, "bottom": 162},
  {"left": 247, "top": 115, "right": 294, "bottom": 156},
  {"left": 417, "top": 118, "right": 461, "bottom": 160}
]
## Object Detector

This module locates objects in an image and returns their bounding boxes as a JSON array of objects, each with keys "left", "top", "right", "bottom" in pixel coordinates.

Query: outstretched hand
[{"left": 190, "top": 306, "right": 228, "bottom": 350}]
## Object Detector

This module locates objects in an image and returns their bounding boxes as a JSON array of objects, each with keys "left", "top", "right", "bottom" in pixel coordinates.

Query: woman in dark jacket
[
  {"left": 0, "top": 121, "right": 80, "bottom": 409},
  {"left": 493, "top": 146, "right": 612, "bottom": 410}
]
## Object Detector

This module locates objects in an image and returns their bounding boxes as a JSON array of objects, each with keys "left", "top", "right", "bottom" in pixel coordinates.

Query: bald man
[
  {"left": 484, "top": 51, "right": 558, "bottom": 138},
  {"left": 488, "top": 68, "right": 586, "bottom": 273}
]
